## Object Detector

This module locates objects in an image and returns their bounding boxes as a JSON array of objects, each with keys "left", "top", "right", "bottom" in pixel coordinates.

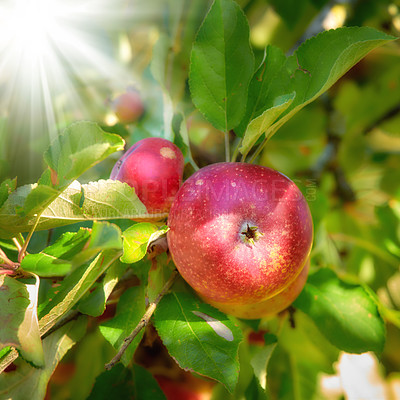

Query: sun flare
[{"left": 0, "top": 0, "right": 138, "bottom": 181}]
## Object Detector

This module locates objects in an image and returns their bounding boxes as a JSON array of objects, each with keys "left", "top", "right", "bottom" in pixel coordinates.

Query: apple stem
[
  {"left": 248, "top": 137, "right": 267, "bottom": 164},
  {"left": 224, "top": 131, "right": 230, "bottom": 162},
  {"left": 104, "top": 269, "right": 179, "bottom": 370},
  {"left": 231, "top": 138, "right": 242, "bottom": 162},
  {"left": 248, "top": 125, "right": 280, "bottom": 164}
]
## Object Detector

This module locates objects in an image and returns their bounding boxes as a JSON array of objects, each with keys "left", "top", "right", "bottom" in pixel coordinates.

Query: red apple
[
  {"left": 112, "top": 90, "right": 144, "bottom": 124},
  {"left": 167, "top": 162, "right": 313, "bottom": 318},
  {"left": 215, "top": 258, "right": 310, "bottom": 319},
  {"left": 110, "top": 137, "right": 184, "bottom": 216}
]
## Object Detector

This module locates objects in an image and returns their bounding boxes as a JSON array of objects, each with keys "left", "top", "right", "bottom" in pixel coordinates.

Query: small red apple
[
  {"left": 167, "top": 162, "right": 313, "bottom": 318},
  {"left": 110, "top": 137, "right": 184, "bottom": 216},
  {"left": 112, "top": 89, "right": 144, "bottom": 124}
]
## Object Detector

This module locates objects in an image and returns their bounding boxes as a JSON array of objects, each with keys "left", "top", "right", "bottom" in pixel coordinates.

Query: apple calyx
[{"left": 240, "top": 223, "right": 262, "bottom": 246}]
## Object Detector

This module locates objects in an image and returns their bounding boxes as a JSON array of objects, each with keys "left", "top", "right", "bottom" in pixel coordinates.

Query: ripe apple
[
  {"left": 167, "top": 162, "right": 313, "bottom": 319},
  {"left": 215, "top": 258, "right": 310, "bottom": 319},
  {"left": 110, "top": 137, "right": 184, "bottom": 216},
  {"left": 112, "top": 89, "right": 144, "bottom": 124}
]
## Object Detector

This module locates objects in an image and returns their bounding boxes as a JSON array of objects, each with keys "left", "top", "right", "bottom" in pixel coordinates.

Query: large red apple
[
  {"left": 110, "top": 137, "right": 184, "bottom": 216},
  {"left": 214, "top": 258, "right": 310, "bottom": 319},
  {"left": 167, "top": 162, "right": 313, "bottom": 318}
]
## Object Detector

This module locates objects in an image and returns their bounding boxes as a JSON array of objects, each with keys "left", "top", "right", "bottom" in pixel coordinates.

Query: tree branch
[{"left": 105, "top": 269, "right": 178, "bottom": 370}]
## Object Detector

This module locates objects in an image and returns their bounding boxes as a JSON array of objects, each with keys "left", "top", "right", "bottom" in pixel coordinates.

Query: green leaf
[
  {"left": 274, "top": 27, "right": 396, "bottom": 132},
  {"left": 147, "top": 253, "right": 174, "bottom": 303},
  {"left": 0, "top": 122, "right": 125, "bottom": 237},
  {"left": 24, "top": 122, "right": 124, "bottom": 217},
  {"left": 237, "top": 27, "right": 396, "bottom": 159},
  {"left": 71, "top": 221, "right": 123, "bottom": 268},
  {"left": 172, "top": 113, "right": 199, "bottom": 171},
  {"left": 0, "top": 316, "right": 87, "bottom": 400},
  {"left": 268, "top": 311, "right": 339, "bottom": 400},
  {"left": 249, "top": 333, "right": 277, "bottom": 390},
  {"left": 239, "top": 93, "right": 295, "bottom": 157},
  {"left": 88, "top": 363, "right": 166, "bottom": 400},
  {"left": 38, "top": 249, "right": 122, "bottom": 336},
  {"left": 87, "top": 364, "right": 135, "bottom": 400},
  {"left": 60, "top": 328, "right": 116, "bottom": 400},
  {"left": 0, "top": 275, "right": 44, "bottom": 367},
  {"left": 294, "top": 268, "right": 386, "bottom": 354},
  {"left": 244, "top": 375, "right": 269, "bottom": 400},
  {"left": 99, "top": 285, "right": 146, "bottom": 366},
  {"left": 0, "top": 180, "right": 148, "bottom": 237},
  {"left": 236, "top": 45, "right": 289, "bottom": 136},
  {"left": 78, "top": 260, "right": 127, "bottom": 317},
  {"left": 189, "top": 0, "right": 254, "bottom": 132},
  {"left": 44, "top": 121, "right": 124, "bottom": 187},
  {"left": 0, "top": 178, "right": 17, "bottom": 209},
  {"left": 154, "top": 291, "right": 243, "bottom": 392},
  {"left": 21, "top": 229, "right": 91, "bottom": 277},
  {"left": 121, "top": 222, "right": 158, "bottom": 264},
  {"left": 131, "top": 364, "right": 167, "bottom": 400},
  {"left": 90, "top": 220, "right": 124, "bottom": 249}
]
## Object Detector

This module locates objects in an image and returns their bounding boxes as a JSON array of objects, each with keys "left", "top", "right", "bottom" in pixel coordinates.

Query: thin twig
[
  {"left": 12, "top": 237, "right": 22, "bottom": 253},
  {"left": 224, "top": 131, "right": 230, "bottom": 162},
  {"left": 18, "top": 214, "right": 41, "bottom": 263},
  {"left": 105, "top": 269, "right": 178, "bottom": 370},
  {"left": 0, "top": 248, "right": 15, "bottom": 268},
  {"left": 248, "top": 137, "right": 267, "bottom": 164}
]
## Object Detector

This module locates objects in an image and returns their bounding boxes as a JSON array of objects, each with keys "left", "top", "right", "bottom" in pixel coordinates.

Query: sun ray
[{"left": 0, "top": 0, "right": 147, "bottom": 183}]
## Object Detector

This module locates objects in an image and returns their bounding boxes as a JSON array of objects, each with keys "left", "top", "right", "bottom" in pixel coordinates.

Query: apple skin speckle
[{"left": 167, "top": 162, "right": 313, "bottom": 318}]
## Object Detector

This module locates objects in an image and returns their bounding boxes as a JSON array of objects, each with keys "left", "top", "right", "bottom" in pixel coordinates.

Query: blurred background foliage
[{"left": 1, "top": 0, "right": 400, "bottom": 399}]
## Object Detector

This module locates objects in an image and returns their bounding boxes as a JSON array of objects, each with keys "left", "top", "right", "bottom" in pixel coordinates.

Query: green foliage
[
  {"left": 21, "top": 229, "right": 91, "bottom": 277},
  {"left": 189, "top": 0, "right": 255, "bottom": 132},
  {"left": 121, "top": 222, "right": 159, "bottom": 264},
  {"left": 154, "top": 291, "right": 243, "bottom": 392},
  {"left": 0, "top": 180, "right": 147, "bottom": 237},
  {"left": 99, "top": 285, "right": 146, "bottom": 366},
  {"left": 38, "top": 248, "right": 122, "bottom": 335},
  {"left": 239, "top": 26, "right": 396, "bottom": 158},
  {"left": 294, "top": 268, "right": 386, "bottom": 354},
  {"left": 0, "top": 316, "right": 87, "bottom": 400},
  {"left": 88, "top": 363, "right": 167, "bottom": 400},
  {"left": 0, "top": 275, "right": 43, "bottom": 367}
]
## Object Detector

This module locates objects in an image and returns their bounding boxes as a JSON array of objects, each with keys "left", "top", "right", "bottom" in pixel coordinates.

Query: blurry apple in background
[
  {"left": 111, "top": 137, "right": 184, "bottom": 216},
  {"left": 155, "top": 374, "right": 214, "bottom": 400},
  {"left": 167, "top": 162, "right": 313, "bottom": 319},
  {"left": 112, "top": 89, "right": 145, "bottom": 124}
]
